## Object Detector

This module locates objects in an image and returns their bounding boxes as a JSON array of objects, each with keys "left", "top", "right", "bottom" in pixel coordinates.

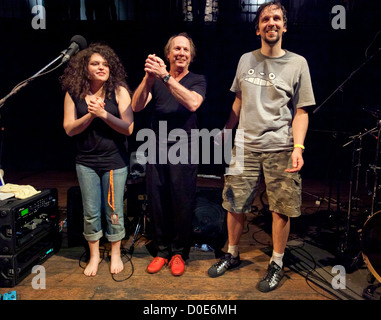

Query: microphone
[{"left": 62, "top": 35, "right": 87, "bottom": 63}]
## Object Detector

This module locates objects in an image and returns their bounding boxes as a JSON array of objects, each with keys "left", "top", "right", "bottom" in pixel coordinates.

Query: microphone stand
[
  {"left": 313, "top": 48, "right": 381, "bottom": 115},
  {"left": 0, "top": 52, "right": 66, "bottom": 109},
  {"left": 0, "top": 50, "right": 66, "bottom": 176}
]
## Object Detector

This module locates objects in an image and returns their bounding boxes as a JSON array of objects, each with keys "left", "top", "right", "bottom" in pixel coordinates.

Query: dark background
[{"left": 0, "top": 0, "right": 381, "bottom": 185}]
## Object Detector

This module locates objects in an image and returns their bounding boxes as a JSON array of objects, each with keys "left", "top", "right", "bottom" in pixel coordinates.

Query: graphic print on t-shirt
[{"left": 243, "top": 68, "right": 275, "bottom": 87}]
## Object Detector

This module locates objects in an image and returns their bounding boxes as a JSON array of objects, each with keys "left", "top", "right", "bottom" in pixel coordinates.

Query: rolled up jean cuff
[
  {"left": 83, "top": 229, "right": 103, "bottom": 242},
  {"left": 106, "top": 229, "right": 126, "bottom": 242}
]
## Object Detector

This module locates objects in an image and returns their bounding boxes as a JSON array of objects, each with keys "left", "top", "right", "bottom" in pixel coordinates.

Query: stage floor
[{"left": 0, "top": 170, "right": 380, "bottom": 302}]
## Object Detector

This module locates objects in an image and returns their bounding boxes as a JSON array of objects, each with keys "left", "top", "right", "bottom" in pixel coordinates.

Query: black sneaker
[
  {"left": 258, "top": 261, "right": 284, "bottom": 292},
  {"left": 207, "top": 253, "right": 241, "bottom": 278}
]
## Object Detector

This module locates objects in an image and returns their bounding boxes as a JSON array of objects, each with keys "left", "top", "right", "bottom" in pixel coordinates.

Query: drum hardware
[
  {"left": 362, "top": 107, "right": 381, "bottom": 120},
  {"left": 361, "top": 120, "right": 381, "bottom": 295},
  {"left": 368, "top": 121, "right": 381, "bottom": 216},
  {"left": 311, "top": 34, "right": 381, "bottom": 294},
  {"left": 343, "top": 126, "right": 379, "bottom": 214},
  {"left": 334, "top": 124, "right": 380, "bottom": 269},
  {"left": 343, "top": 131, "right": 363, "bottom": 222},
  {"left": 360, "top": 211, "right": 381, "bottom": 280},
  {"left": 360, "top": 210, "right": 381, "bottom": 299},
  {"left": 339, "top": 128, "right": 377, "bottom": 260},
  {"left": 347, "top": 120, "right": 381, "bottom": 297}
]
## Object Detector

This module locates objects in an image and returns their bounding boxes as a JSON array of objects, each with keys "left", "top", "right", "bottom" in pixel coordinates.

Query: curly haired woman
[{"left": 60, "top": 43, "right": 134, "bottom": 276}]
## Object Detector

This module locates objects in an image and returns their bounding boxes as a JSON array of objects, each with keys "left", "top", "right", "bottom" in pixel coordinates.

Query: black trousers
[{"left": 146, "top": 161, "right": 198, "bottom": 260}]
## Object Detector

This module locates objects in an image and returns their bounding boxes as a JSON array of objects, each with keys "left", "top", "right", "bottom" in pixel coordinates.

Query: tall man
[
  {"left": 132, "top": 33, "right": 206, "bottom": 276},
  {"left": 208, "top": 1, "right": 315, "bottom": 292}
]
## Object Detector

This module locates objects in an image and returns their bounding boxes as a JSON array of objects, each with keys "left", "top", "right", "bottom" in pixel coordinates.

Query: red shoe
[
  {"left": 147, "top": 257, "right": 168, "bottom": 274},
  {"left": 169, "top": 254, "right": 185, "bottom": 276}
]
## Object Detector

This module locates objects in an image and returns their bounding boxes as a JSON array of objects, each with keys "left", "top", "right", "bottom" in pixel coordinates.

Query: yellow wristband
[{"left": 294, "top": 144, "right": 305, "bottom": 150}]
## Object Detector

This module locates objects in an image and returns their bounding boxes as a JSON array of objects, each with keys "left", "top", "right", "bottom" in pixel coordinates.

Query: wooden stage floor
[{"left": 0, "top": 170, "right": 380, "bottom": 305}]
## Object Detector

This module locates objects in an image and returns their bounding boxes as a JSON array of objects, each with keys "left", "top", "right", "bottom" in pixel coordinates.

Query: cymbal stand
[
  {"left": 344, "top": 133, "right": 362, "bottom": 223},
  {"left": 369, "top": 120, "right": 381, "bottom": 217},
  {"left": 313, "top": 48, "right": 381, "bottom": 115},
  {"left": 341, "top": 126, "right": 377, "bottom": 255}
]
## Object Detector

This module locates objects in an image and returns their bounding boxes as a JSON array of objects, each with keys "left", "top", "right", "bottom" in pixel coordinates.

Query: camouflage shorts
[{"left": 222, "top": 148, "right": 302, "bottom": 217}]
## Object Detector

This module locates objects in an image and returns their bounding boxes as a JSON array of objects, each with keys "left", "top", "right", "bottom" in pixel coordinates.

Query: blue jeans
[{"left": 76, "top": 164, "right": 127, "bottom": 242}]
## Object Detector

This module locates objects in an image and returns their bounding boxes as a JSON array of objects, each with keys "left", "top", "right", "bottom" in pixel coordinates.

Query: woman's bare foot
[
  {"left": 84, "top": 240, "right": 101, "bottom": 277},
  {"left": 110, "top": 240, "right": 124, "bottom": 274},
  {"left": 110, "top": 254, "right": 124, "bottom": 274},
  {"left": 84, "top": 257, "right": 101, "bottom": 276}
]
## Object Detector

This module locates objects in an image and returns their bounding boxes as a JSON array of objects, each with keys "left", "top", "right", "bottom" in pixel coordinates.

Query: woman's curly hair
[{"left": 60, "top": 42, "right": 129, "bottom": 100}]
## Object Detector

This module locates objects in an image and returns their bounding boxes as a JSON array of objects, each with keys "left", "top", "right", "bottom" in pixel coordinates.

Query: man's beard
[{"left": 263, "top": 32, "right": 281, "bottom": 45}]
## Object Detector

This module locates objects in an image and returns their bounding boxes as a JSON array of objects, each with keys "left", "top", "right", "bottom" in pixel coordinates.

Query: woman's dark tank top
[{"left": 72, "top": 90, "right": 128, "bottom": 171}]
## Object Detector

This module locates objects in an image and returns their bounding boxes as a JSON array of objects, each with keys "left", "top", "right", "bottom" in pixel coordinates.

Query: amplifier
[
  {"left": 0, "top": 189, "right": 59, "bottom": 255},
  {"left": 0, "top": 230, "right": 60, "bottom": 287}
]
